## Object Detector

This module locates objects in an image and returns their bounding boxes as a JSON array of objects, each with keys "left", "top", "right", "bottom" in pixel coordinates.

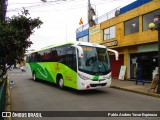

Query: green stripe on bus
[
  {"left": 28, "top": 62, "right": 77, "bottom": 89},
  {"left": 93, "top": 75, "right": 99, "bottom": 81}
]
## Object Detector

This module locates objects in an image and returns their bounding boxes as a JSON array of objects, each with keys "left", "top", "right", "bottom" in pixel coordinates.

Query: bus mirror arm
[
  {"left": 71, "top": 45, "right": 84, "bottom": 58},
  {"left": 107, "top": 48, "right": 119, "bottom": 60}
]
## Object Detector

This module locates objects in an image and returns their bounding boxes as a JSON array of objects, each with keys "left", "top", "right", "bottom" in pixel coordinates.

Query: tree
[{"left": 0, "top": 9, "right": 43, "bottom": 78}]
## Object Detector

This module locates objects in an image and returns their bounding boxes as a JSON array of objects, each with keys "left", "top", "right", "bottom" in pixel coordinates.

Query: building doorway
[
  {"left": 110, "top": 54, "right": 124, "bottom": 79},
  {"left": 130, "top": 52, "right": 158, "bottom": 82}
]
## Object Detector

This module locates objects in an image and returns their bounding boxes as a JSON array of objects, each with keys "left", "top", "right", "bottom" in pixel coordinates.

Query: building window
[
  {"left": 78, "top": 35, "right": 89, "bottom": 42},
  {"left": 124, "top": 17, "right": 139, "bottom": 36},
  {"left": 143, "top": 9, "right": 160, "bottom": 31},
  {"left": 104, "top": 26, "right": 115, "bottom": 40}
]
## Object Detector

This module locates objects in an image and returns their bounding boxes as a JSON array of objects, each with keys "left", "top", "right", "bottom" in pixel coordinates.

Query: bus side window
[
  {"left": 56, "top": 46, "right": 66, "bottom": 64},
  {"left": 49, "top": 49, "right": 59, "bottom": 62},
  {"left": 66, "top": 47, "right": 77, "bottom": 72}
]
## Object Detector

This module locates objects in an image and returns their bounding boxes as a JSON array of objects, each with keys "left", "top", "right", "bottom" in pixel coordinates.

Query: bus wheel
[
  {"left": 57, "top": 77, "right": 64, "bottom": 89},
  {"left": 33, "top": 72, "right": 37, "bottom": 81}
]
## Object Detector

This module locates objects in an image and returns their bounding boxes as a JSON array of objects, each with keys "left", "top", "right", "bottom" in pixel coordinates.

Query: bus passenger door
[{"left": 65, "top": 47, "right": 77, "bottom": 89}]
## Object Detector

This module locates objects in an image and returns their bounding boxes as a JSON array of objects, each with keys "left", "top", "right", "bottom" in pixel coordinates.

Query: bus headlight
[
  {"left": 105, "top": 75, "right": 111, "bottom": 79},
  {"left": 78, "top": 73, "right": 90, "bottom": 80}
]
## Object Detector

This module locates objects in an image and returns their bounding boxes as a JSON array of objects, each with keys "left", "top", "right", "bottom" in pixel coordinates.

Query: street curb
[
  {"left": 5, "top": 76, "right": 12, "bottom": 120},
  {"left": 110, "top": 86, "right": 160, "bottom": 98}
]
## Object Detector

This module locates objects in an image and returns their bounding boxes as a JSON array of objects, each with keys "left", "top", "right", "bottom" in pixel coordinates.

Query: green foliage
[{"left": 0, "top": 10, "right": 43, "bottom": 78}]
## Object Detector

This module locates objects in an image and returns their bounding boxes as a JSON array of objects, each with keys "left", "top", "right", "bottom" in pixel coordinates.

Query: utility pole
[
  {"left": 66, "top": 23, "right": 67, "bottom": 42},
  {"left": 0, "top": 0, "right": 7, "bottom": 22},
  {"left": 88, "top": 0, "right": 91, "bottom": 23},
  {"left": 41, "top": 0, "right": 47, "bottom": 2},
  {"left": 149, "top": 15, "right": 160, "bottom": 94},
  {"left": 88, "top": 0, "right": 96, "bottom": 27}
]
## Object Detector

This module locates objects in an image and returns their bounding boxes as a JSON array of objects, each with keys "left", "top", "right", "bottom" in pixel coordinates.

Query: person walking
[{"left": 136, "top": 62, "right": 145, "bottom": 85}]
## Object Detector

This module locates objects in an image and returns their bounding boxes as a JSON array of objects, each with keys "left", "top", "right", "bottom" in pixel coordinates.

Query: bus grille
[{"left": 90, "top": 83, "right": 107, "bottom": 87}]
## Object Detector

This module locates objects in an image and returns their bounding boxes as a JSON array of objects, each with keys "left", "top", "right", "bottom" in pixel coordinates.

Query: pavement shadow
[{"left": 28, "top": 78, "right": 108, "bottom": 96}]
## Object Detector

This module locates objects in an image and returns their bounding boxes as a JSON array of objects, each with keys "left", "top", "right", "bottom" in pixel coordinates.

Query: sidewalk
[{"left": 110, "top": 79, "right": 160, "bottom": 98}]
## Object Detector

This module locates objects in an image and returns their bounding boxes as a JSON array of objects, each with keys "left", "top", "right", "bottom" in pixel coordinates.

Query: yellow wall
[
  {"left": 101, "top": 1, "right": 160, "bottom": 48},
  {"left": 88, "top": 1, "right": 160, "bottom": 79},
  {"left": 89, "top": 24, "right": 101, "bottom": 44}
]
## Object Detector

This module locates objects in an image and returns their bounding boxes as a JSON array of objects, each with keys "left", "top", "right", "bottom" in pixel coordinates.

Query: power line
[
  {"left": 8, "top": 2, "right": 42, "bottom": 5},
  {"left": 7, "top": 0, "right": 135, "bottom": 13},
  {"left": 7, "top": 0, "right": 78, "bottom": 12},
  {"left": 30, "top": 0, "right": 128, "bottom": 13}
]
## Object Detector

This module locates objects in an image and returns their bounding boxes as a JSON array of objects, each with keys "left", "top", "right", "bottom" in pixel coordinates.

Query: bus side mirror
[
  {"left": 107, "top": 48, "right": 119, "bottom": 60},
  {"left": 71, "top": 45, "right": 84, "bottom": 58}
]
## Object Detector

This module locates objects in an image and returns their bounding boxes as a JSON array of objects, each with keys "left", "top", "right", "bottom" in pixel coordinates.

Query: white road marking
[{"left": 9, "top": 74, "right": 26, "bottom": 76}]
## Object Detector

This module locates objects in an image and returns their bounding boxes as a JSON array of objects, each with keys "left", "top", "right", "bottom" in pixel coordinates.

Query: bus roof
[
  {"left": 75, "top": 41, "right": 106, "bottom": 48},
  {"left": 27, "top": 42, "right": 74, "bottom": 54},
  {"left": 27, "top": 41, "right": 106, "bottom": 54}
]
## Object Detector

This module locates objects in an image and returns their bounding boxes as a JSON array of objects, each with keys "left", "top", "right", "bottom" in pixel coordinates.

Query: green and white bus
[{"left": 26, "top": 42, "right": 118, "bottom": 90}]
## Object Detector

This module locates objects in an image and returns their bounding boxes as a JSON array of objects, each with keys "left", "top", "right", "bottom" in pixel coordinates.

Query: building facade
[
  {"left": 76, "top": 0, "right": 160, "bottom": 82},
  {"left": 100, "top": 0, "right": 160, "bottom": 82},
  {"left": 76, "top": 7, "right": 120, "bottom": 42},
  {"left": 76, "top": 28, "right": 89, "bottom": 42}
]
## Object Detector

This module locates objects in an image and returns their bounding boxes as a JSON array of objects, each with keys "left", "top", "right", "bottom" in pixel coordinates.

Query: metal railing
[
  {"left": 76, "top": 7, "right": 120, "bottom": 33},
  {"left": 0, "top": 77, "right": 7, "bottom": 120}
]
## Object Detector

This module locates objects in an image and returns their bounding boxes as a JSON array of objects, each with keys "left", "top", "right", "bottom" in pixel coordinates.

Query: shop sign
[
  {"left": 137, "top": 44, "right": 158, "bottom": 53},
  {"left": 89, "top": 24, "right": 101, "bottom": 43},
  {"left": 118, "top": 66, "right": 126, "bottom": 80},
  {"left": 89, "top": 24, "right": 100, "bottom": 35},
  {"left": 106, "top": 40, "right": 118, "bottom": 47}
]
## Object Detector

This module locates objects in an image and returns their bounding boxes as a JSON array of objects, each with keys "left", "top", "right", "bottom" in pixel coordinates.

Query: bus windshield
[{"left": 78, "top": 46, "right": 111, "bottom": 75}]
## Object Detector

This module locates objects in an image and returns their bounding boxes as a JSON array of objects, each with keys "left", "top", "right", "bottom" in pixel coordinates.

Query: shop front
[
  {"left": 130, "top": 43, "right": 158, "bottom": 82},
  {"left": 130, "top": 52, "right": 158, "bottom": 82},
  {"left": 104, "top": 40, "right": 125, "bottom": 79},
  {"left": 110, "top": 54, "right": 124, "bottom": 79}
]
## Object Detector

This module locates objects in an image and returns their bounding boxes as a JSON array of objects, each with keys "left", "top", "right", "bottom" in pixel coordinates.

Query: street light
[{"left": 148, "top": 15, "right": 160, "bottom": 94}]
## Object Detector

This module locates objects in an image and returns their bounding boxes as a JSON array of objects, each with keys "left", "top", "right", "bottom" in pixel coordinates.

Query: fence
[
  {"left": 76, "top": 7, "right": 120, "bottom": 33},
  {"left": 0, "top": 77, "right": 7, "bottom": 120}
]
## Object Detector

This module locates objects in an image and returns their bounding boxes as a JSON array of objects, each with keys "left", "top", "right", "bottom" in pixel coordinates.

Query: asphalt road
[{"left": 7, "top": 69, "right": 160, "bottom": 120}]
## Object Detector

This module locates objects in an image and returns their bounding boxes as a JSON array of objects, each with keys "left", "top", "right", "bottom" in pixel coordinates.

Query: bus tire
[
  {"left": 33, "top": 71, "right": 38, "bottom": 82},
  {"left": 57, "top": 76, "right": 64, "bottom": 89}
]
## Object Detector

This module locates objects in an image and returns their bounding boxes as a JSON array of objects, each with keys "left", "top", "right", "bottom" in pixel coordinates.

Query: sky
[{"left": 6, "top": 0, "right": 136, "bottom": 50}]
